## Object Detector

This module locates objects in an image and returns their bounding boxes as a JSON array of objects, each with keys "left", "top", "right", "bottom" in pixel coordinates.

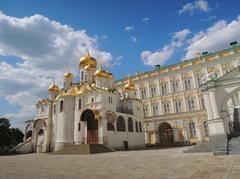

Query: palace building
[
  {"left": 22, "top": 52, "right": 145, "bottom": 153},
  {"left": 114, "top": 44, "right": 240, "bottom": 147}
]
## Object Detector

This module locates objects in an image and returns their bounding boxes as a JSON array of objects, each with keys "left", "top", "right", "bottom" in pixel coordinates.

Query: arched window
[
  {"left": 139, "top": 122, "right": 142, "bottom": 132},
  {"left": 117, "top": 116, "right": 125, "bottom": 131},
  {"left": 128, "top": 117, "right": 134, "bottom": 132},
  {"left": 107, "top": 114, "right": 115, "bottom": 131},
  {"left": 53, "top": 104, "right": 56, "bottom": 114},
  {"left": 189, "top": 121, "right": 196, "bottom": 138},
  {"left": 135, "top": 121, "right": 139, "bottom": 132},
  {"left": 203, "top": 121, "right": 209, "bottom": 137},
  {"left": 59, "top": 100, "right": 64, "bottom": 112},
  {"left": 201, "top": 97, "right": 205, "bottom": 110},
  {"left": 38, "top": 129, "right": 44, "bottom": 135},
  {"left": 78, "top": 99, "right": 82, "bottom": 110}
]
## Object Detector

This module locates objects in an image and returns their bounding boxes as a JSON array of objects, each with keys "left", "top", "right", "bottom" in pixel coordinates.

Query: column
[
  {"left": 191, "top": 71, "right": 197, "bottom": 89},
  {"left": 182, "top": 95, "right": 187, "bottom": 112},
  {"left": 170, "top": 97, "right": 174, "bottom": 114},
  {"left": 159, "top": 99, "right": 163, "bottom": 115},
  {"left": 166, "top": 76, "right": 171, "bottom": 94},
  {"left": 195, "top": 93, "right": 200, "bottom": 110},
  {"left": 179, "top": 74, "right": 184, "bottom": 91}
]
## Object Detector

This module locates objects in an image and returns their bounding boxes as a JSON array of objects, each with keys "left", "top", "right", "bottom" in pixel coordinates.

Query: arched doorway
[
  {"left": 158, "top": 122, "right": 174, "bottom": 146},
  {"left": 81, "top": 109, "right": 98, "bottom": 144},
  {"left": 25, "top": 123, "right": 32, "bottom": 140}
]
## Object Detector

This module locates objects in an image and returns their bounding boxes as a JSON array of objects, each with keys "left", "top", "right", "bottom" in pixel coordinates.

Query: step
[{"left": 53, "top": 144, "right": 114, "bottom": 154}]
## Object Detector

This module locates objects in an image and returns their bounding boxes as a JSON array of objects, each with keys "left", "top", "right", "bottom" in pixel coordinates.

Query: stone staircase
[
  {"left": 183, "top": 142, "right": 211, "bottom": 153},
  {"left": 53, "top": 144, "right": 114, "bottom": 154},
  {"left": 227, "top": 136, "right": 240, "bottom": 155},
  {"left": 183, "top": 135, "right": 228, "bottom": 155},
  {"left": 212, "top": 135, "right": 228, "bottom": 155}
]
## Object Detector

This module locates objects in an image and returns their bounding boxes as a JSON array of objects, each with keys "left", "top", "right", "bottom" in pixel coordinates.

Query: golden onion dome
[
  {"left": 79, "top": 51, "right": 97, "bottom": 69},
  {"left": 64, "top": 71, "right": 74, "bottom": 79},
  {"left": 123, "top": 78, "right": 136, "bottom": 92},
  {"left": 48, "top": 83, "right": 59, "bottom": 93},
  {"left": 94, "top": 67, "right": 114, "bottom": 79}
]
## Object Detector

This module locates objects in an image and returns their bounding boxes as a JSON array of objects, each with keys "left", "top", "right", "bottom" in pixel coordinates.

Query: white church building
[{"left": 23, "top": 52, "right": 145, "bottom": 153}]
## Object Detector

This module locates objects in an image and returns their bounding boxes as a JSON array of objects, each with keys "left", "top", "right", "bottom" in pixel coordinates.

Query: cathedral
[{"left": 23, "top": 52, "right": 145, "bottom": 153}]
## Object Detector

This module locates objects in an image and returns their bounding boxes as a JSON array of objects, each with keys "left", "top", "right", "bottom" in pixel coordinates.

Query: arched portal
[
  {"left": 25, "top": 123, "right": 32, "bottom": 140},
  {"left": 81, "top": 109, "right": 98, "bottom": 144},
  {"left": 33, "top": 119, "right": 47, "bottom": 153},
  {"left": 158, "top": 122, "right": 174, "bottom": 146}
]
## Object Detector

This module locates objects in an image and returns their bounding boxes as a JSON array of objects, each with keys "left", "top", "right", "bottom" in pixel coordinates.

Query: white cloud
[
  {"left": 130, "top": 36, "right": 137, "bottom": 42},
  {"left": 141, "top": 29, "right": 191, "bottom": 66},
  {"left": 142, "top": 17, "right": 150, "bottom": 24},
  {"left": 101, "top": 35, "right": 108, "bottom": 40},
  {"left": 0, "top": 11, "right": 113, "bottom": 127},
  {"left": 179, "top": 0, "right": 210, "bottom": 14},
  {"left": 124, "top": 26, "right": 134, "bottom": 32},
  {"left": 184, "top": 17, "right": 240, "bottom": 59},
  {"left": 173, "top": 29, "right": 192, "bottom": 41}
]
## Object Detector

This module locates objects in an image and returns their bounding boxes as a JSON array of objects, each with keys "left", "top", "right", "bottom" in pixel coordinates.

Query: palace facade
[{"left": 114, "top": 45, "right": 240, "bottom": 146}]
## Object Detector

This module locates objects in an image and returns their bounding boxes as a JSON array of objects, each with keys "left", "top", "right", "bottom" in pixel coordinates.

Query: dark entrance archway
[
  {"left": 233, "top": 108, "right": 240, "bottom": 135},
  {"left": 81, "top": 109, "right": 98, "bottom": 144},
  {"left": 158, "top": 122, "right": 174, "bottom": 146}
]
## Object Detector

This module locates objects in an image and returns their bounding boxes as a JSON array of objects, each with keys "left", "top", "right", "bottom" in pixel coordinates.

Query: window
[
  {"left": 201, "top": 97, "right": 205, "bottom": 110},
  {"left": 151, "top": 85, "right": 157, "bottom": 97},
  {"left": 53, "top": 104, "right": 56, "bottom": 114},
  {"left": 41, "top": 106, "right": 44, "bottom": 113},
  {"left": 139, "top": 122, "right": 142, "bottom": 132},
  {"left": 203, "top": 121, "right": 209, "bottom": 137},
  {"left": 160, "top": 83, "right": 168, "bottom": 95},
  {"left": 91, "top": 97, "right": 94, "bottom": 103},
  {"left": 38, "top": 129, "right": 44, "bottom": 135},
  {"left": 135, "top": 121, "right": 139, "bottom": 132},
  {"left": 59, "top": 100, "right": 64, "bottom": 112},
  {"left": 188, "top": 98, "right": 195, "bottom": 111},
  {"left": 196, "top": 76, "right": 202, "bottom": 87},
  {"left": 184, "top": 78, "right": 192, "bottom": 90},
  {"left": 143, "top": 105, "right": 149, "bottom": 117},
  {"left": 117, "top": 116, "right": 125, "bottom": 131},
  {"left": 128, "top": 117, "right": 134, "bottom": 132},
  {"left": 78, "top": 123, "right": 81, "bottom": 131},
  {"left": 141, "top": 88, "right": 147, "bottom": 99},
  {"left": 78, "top": 99, "right": 82, "bottom": 110},
  {"left": 107, "top": 114, "right": 115, "bottom": 131},
  {"left": 175, "top": 101, "right": 181, "bottom": 113},
  {"left": 152, "top": 104, "right": 159, "bottom": 116},
  {"left": 171, "top": 80, "right": 178, "bottom": 93},
  {"left": 189, "top": 121, "right": 196, "bottom": 138},
  {"left": 108, "top": 96, "right": 112, "bottom": 103},
  {"left": 81, "top": 71, "right": 84, "bottom": 81},
  {"left": 163, "top": 103, "right": 170, "bottom": 114}
]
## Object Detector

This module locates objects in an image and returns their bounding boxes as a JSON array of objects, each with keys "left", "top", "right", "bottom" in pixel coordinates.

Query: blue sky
[{"left": 0, "top": 0, "right": 240, "bottom": 130}]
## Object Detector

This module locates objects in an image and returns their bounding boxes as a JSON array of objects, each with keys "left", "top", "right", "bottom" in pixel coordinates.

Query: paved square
[{"left": 0, "top": 147, "right": 240, "bottom": 179}]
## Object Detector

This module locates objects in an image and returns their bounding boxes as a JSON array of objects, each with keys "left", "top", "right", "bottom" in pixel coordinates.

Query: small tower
[
  {"left": 123, "top": 77, "right": 137, "bottom": 98},
  {"left": 48, "top": 82, "right": 59, "bottom": 99},
  {"left": 64, "top": 70, "right": 74, "bottom": 90},
  {"left": 79, "top": 51, "right": 97, "bottom": 83},
  {"left": 95, "top": 66, "right": 114, "bottom": 89}
]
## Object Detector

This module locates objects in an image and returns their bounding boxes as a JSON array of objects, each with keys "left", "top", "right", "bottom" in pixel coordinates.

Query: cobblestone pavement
[{"left": 0, "top": 147, "right": 240, "bottom": 179}]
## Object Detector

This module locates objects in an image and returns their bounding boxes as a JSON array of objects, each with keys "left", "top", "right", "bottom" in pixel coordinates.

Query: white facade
[
  {"left": 114, "top": 45, "right": 240, "bottom": 146},
  {"left": 25, "top": 53, "right": 145, "bottom": 153}
]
